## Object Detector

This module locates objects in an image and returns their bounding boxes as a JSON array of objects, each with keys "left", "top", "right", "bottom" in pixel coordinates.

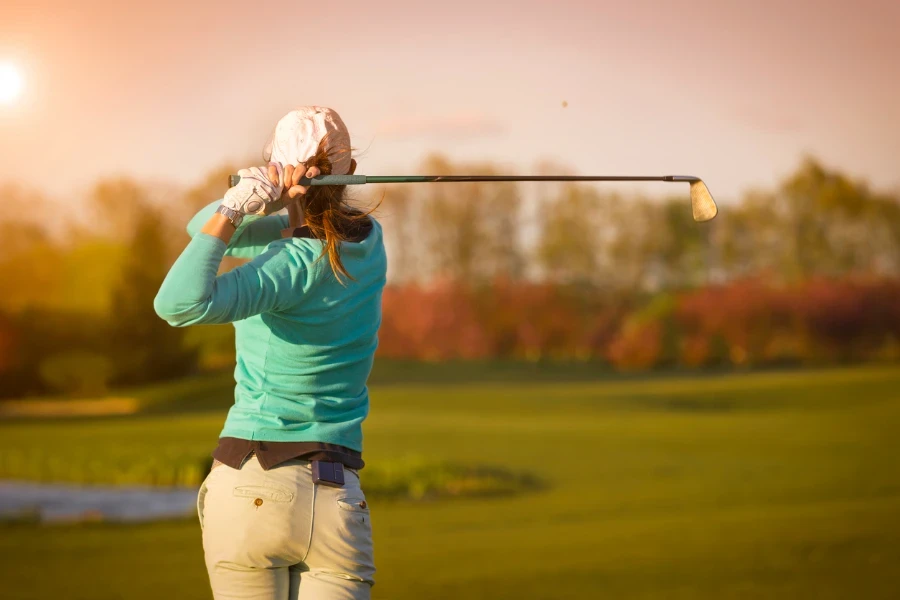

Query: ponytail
[{"left": 300, "top": 140, "right": 378, "bottom": 282}]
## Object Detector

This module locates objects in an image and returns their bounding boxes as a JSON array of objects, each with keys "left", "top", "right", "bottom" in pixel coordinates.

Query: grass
[
  {"left": 2, "top": 364, "right": 900, "bottom": 598},
  {"left": 0, "top": 445, "right": 540, "bottom": 500}
]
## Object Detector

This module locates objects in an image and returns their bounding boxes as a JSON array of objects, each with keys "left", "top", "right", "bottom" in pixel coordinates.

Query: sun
[{"left": 0, "top": 63, "right": 24, "bottom": 105}]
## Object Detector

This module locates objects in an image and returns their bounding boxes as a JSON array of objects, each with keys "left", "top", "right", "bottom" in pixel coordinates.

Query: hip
[{"left": 198, "top": 454, "right": 374, "bottom": 584}]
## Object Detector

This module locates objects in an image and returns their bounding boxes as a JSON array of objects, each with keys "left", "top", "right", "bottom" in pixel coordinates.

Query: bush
[
  {"left": 674, "top": 277, "right": 900, "bottom": 367},
  {"left": 38, "top": 351, "right": 113, "bottom": 396},
  {"left": 376, "top": 277, "right": 900, "bottom": 370}
]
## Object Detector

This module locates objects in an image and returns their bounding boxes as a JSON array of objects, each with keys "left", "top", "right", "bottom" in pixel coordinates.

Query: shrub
[{"left": 38, "top": 351, "right": 113, "bottom": 396}]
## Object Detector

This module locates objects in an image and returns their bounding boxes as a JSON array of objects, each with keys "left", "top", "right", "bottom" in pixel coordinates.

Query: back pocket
[
  {"left": 337, "top": 496, "right": 369, "bottom": 513},
  {"left": 233, "top": 485, "right": 294, "bottom": 503}
]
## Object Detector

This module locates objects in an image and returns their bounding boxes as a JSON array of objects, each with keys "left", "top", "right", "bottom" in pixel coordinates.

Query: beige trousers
[{"left": 197, "top": 455, "right": 375, "bottom": 600}]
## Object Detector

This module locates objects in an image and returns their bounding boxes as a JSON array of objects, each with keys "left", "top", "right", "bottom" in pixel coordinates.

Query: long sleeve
[
  {"left": 187, "top": 200, "right": 289, "bottom": 259},
  {"left": 154, "top": 233, "right": 312, "bottom": 326}
]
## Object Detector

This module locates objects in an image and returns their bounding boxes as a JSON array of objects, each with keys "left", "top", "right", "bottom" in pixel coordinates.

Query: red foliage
[
  {"left": 377, "top": 277, "right": 900, "bottom": 369},
  {"left": 675, "top": 279, "right": 798, "bottom": 365},
  {"left": 379, "top": 279, "right": 627, "bottom": 361},
  {"left": 606, "top": 320, "right": 663, "bottom": 371},
  {"left": 379, "top": 279, "right": 493, "bottom": 360},
  {"left": 674, "top": 277, "right": 900, "bottom": 366}
]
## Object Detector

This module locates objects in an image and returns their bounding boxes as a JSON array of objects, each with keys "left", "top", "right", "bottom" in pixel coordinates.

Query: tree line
[{"left": 0, "top": 156, "right": 898, "bottom": 397}]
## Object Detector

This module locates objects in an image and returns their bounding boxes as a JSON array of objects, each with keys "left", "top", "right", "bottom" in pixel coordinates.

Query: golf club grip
[{"left": 228, "top": 174, "right": 367, "bottom": 187}]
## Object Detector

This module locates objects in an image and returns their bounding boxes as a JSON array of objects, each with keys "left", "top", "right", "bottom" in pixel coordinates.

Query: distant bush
[
  {"left": 0, "top": 447, "right": 210, "bottom": 488},
  {"left": 3, "top": 276, "right": 898, "bottom": 398},
  {"left": 606, "top": 320, "right": 663, "bottom": 371},
  {"left": 38, "top": 351, "right": 113, "bottom": 396},
  {"left": 379, "top": 281, "right": 494, "bottom": 360},
  {"left": 378, "top": 277, "right": 900, "bottom": 371},
  {"left": 361, "top": 457, "right": 543, "bottom": 500},
  {"left": 380, "top": 280, "right": 629, "bottom": 362},
  {"left": 0, "top": 309, "right": 111, "bottom": 399},
  {"left": 0, "top": 449, "right": 542, "bottom": 501},
  {"left": 675, "top": 277, "right": 900, "bottom": 368}
]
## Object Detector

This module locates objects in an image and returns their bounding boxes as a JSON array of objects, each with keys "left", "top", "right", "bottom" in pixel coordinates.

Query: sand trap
[{"left": 0, "top": 397, "right": 139, "bottom": 418}]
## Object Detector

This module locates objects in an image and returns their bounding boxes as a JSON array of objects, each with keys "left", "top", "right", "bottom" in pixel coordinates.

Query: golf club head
[{"left": 690, "top": 180, "right": 718, "bottom": 222}]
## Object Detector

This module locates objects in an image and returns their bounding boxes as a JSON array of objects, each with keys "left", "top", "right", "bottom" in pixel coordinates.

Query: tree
[
  {"left": 0, "top": 185, "right": 68, "bottom": 312},
  {"left": 603, "top": 194, "right": 668, "bottom": 292},
  {"left": 181, "top": 164, "right": 237, "bottom": 212},
  {"left": 710, "top": 158, "right": 900, "bottom": 284},
  {"left": 656, "top": 197, "right": 709, "bottom": 288},
  {"left": 715, "top": 189, "right": 786, "bottom": 278},
  {"left": 107, "top": 199, "right": 197, "bottom": 384},
  {"left": 375, "top": 184, "right": 419, "bottom": 284},
  {"left": 537, "top": 184, "right": 605, "bottom": 285},
  {"left": 418, "top": 155, "right": 524, "bottom": 283},
  {"left": 777, "top": 157, "right": 899, "bottom": 279},
  {"left": 88, "top": 178, "right": 152, "bottom": 241}
]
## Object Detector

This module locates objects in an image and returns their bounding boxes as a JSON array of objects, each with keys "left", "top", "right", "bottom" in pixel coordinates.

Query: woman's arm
[
  {"left": 155, "top": 164, "right": 322, "bottom": 326},
  {"left": 154, "top": 214, "right": 313, "bottom": 326},
  {"left": 187, "top": 200, "right": 289, "bottom": 259}
]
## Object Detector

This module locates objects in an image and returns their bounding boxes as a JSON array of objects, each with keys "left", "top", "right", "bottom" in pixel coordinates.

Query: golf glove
[{"left": 221, "top": 164, "right": 284, "bottom": 218}]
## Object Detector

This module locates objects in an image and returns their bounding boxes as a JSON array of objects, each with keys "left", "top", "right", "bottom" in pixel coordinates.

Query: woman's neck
[{"left": 287, "top": 203, "right": 305, "bottom": 229}]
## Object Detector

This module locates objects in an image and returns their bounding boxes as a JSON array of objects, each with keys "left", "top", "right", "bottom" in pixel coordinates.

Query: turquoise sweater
[{"left": 154, "top": 201, "right": 386, "bottom": 451}]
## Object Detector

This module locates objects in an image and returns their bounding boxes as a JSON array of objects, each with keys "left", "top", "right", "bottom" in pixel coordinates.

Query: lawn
[{"left": 2, "top": 365, "right": 900, "bottom": 599}]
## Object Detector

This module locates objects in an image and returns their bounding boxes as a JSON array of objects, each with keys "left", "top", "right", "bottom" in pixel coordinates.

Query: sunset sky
[{"left": 1, "top": 0, "right": 898, "bottom": 203}]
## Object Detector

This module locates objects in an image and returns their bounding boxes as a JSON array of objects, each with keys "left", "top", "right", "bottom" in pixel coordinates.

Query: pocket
[
  {"left": 233, "top": 484, "right": 294, "bottom": 503},
  {"left": 328, "top": 494, "right": 375, "bottom": 580},
  {"left": 197, "top": 481, "right": 208, "bottom": 530},
  {"left": 336, "top": 496, "right": 370, "bottom": 513},
  {"left": 334, "top": 494, "right": 373, "bottom": 546},
  {"left": 196, "top": 462, "right": 224, "bottom": 530}
]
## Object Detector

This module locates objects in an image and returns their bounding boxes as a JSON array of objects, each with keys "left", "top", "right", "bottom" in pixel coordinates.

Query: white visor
[{"left": 264, "top": 106, "right": 352, "bottom": 175}]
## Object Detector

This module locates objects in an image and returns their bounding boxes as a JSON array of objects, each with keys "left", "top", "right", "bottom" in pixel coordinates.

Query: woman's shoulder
[
  {"left": 260, "top": 215, "right": 384, "bottom": 261},
  {"left": 260, "top": 236, "right": 323, "bottom": 268}
]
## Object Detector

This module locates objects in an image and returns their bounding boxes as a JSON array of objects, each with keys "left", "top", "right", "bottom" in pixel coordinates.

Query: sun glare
[{"left": 0, "top": 63, "right": 24, "bottom": 105}]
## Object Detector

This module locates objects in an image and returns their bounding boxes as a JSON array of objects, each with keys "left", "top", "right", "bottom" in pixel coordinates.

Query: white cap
[{"left": 264, "top": 106, "right": 352, "bottom": 175}]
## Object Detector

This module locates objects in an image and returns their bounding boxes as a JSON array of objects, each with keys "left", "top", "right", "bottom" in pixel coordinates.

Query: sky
[{"left": 0, "top": 0, "right": 898, "bottom": 204}]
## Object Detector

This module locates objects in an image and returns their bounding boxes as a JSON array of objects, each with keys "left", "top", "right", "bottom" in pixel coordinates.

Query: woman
[{"left": 154, "top": 106, "right": 385, "bottom": 600}]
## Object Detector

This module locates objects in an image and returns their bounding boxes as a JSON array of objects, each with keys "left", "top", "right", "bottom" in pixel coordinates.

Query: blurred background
[{"left": 1, "top": 0, "right": 899, "bottom": 598}]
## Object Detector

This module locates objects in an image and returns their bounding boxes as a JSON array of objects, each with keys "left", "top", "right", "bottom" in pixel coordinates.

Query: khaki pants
[{"left": 197, "top": 455, "right": 375, "bottom": 600}]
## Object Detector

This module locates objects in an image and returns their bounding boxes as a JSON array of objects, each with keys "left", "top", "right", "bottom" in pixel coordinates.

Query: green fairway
[{"left": 2, "top": 365, "right": 900, "bottom": 599}]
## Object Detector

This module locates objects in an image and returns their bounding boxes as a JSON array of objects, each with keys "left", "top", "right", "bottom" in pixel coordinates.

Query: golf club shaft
[{"left": 229, "top": 174, "right": 701, "bottom": 187}]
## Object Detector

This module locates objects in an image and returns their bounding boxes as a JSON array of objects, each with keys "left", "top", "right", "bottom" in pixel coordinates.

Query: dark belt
[{"left": 211, "top": 437, "right": 364, "bottom": 471}]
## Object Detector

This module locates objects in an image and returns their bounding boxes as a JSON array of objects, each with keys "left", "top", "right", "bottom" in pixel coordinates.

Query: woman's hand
[
  {"left": 266, "top": 163, "right": 321, "bottom": 203},
  {"left": 221, "top": 164, "right": 284, "bottom": 217}
]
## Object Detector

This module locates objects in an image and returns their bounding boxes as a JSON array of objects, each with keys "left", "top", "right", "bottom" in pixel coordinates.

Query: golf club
[{"left": 229, "top": 174, "right": 718, "bottom": 222}]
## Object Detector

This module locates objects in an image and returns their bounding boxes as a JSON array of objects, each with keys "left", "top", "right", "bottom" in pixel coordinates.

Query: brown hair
[{"left": 295, "top": 139, "right": 378, "bottom": 282}]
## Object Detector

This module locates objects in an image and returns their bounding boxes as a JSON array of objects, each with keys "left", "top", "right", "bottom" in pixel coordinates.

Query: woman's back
[
  {"left": 227, "top": 218, "right": 386, "bottom": 450},
  {"left": 157, "top": 206, "right": 386, "bottom": 451}
]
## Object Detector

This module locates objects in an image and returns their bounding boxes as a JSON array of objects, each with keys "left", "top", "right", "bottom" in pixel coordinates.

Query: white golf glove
[{"left": 221, "top": 164, "right": 284, "bottom": 218}]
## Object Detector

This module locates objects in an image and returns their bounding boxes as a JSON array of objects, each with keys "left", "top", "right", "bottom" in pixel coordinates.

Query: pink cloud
[
  {"left": 376, "top": 113, "right": 507, "bottom": 139},
  {"left": 734, "top": 103, "right": 807, "bottom": 135}
]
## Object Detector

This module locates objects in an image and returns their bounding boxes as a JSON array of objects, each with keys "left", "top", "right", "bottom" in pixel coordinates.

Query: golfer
[{"left": 154, "top": 106, "right": 385, "bottom": 600}]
